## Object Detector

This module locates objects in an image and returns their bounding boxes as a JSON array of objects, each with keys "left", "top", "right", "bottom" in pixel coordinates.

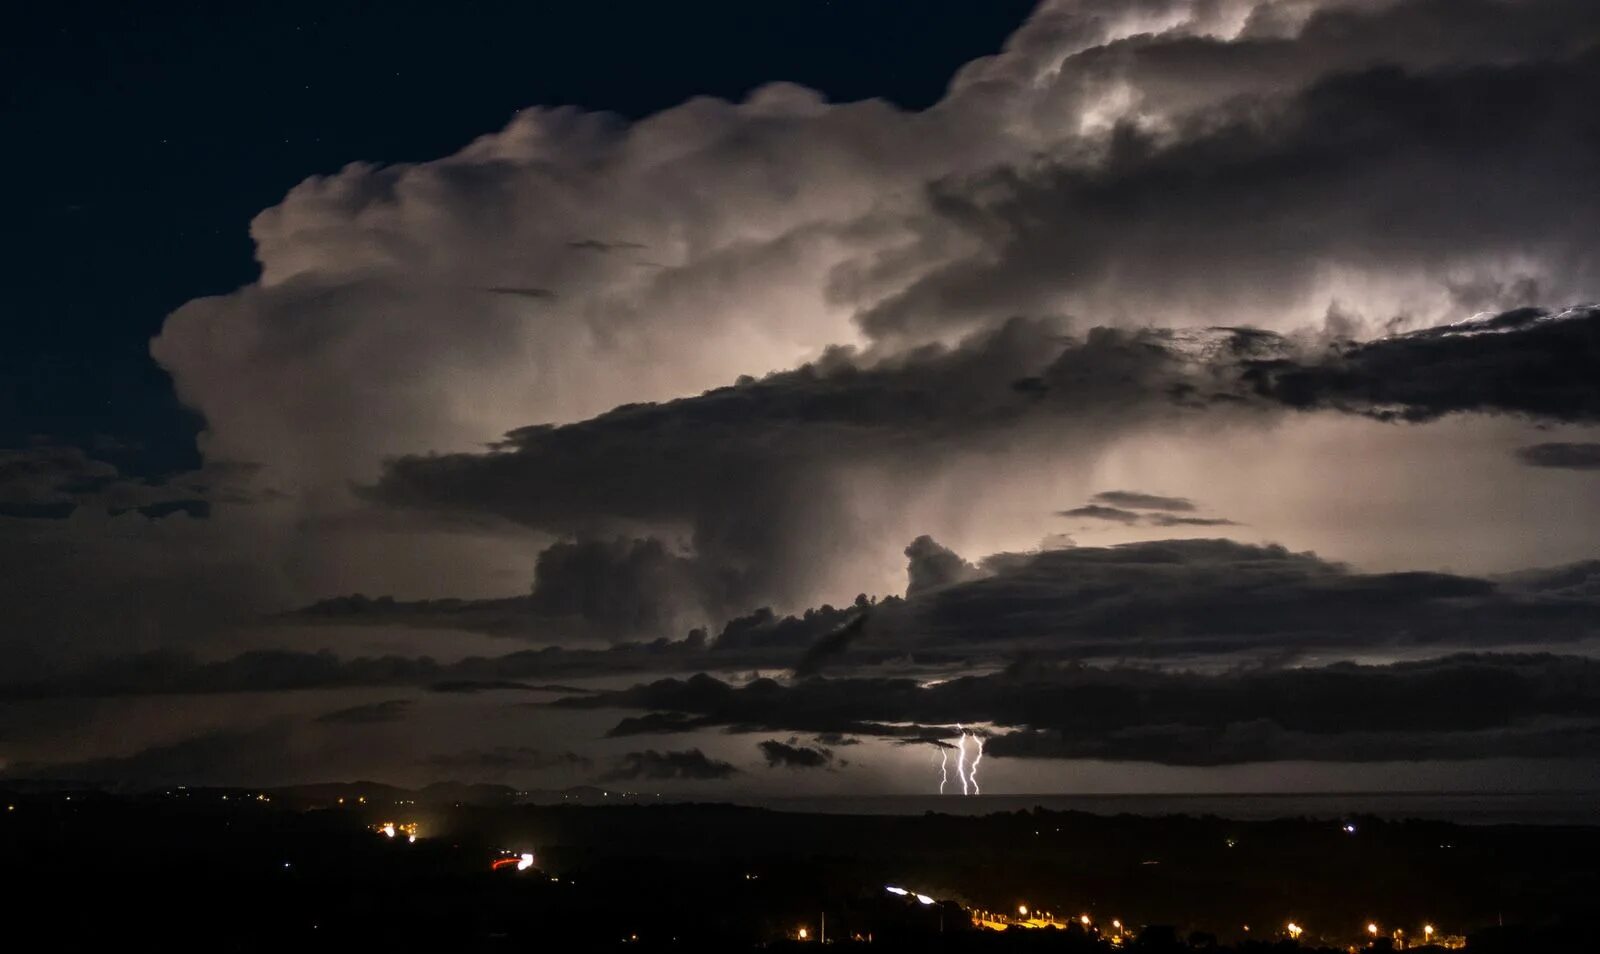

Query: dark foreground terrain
[{"left": 2, "top": 785, "right": 1594, "bottom": 952}]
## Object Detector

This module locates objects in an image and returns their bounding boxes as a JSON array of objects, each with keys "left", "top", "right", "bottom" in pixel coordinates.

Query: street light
[
  {"left": 1081, "top": 915, "right": 1091, "bottom": 926},
  {"left": 1424, "top": 924, "right": 1435, "bottom": 940},
  {"left": 1018, "top": 905, "right": 1029, "bottom": 917},
  {"left": 1367, "top": 923, "right": 1379, "bottom": 937},
  {"left": 1286, "top": 922, "right": 1303, "bottom": 940},
  {"left": 798, "top": 928, "right": 808, "bottom": 940}
]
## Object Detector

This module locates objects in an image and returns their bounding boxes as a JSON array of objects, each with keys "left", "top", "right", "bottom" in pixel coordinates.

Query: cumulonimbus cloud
[{"left": 132, "top": 0, "right": 1600, "bottom": 624}]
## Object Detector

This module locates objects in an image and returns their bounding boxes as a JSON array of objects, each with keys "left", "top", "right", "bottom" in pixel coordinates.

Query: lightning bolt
[
  {"left": 938, "top": 748, "right": 948, "bottom": 795},
  {"left": 968, "top": 732, "right": 984, "bottom": 795},
  {"left": 955, "top": 724, "right": 970, "bottom": 796}
]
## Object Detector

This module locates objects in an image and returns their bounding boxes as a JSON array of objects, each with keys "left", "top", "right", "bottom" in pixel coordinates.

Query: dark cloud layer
[
  {"left": 13, "top": 537, "right": 1600, "bottom": 705},
  {"left": 365, "top": 306, "right": 1600, "bottom": 638},
  {"left": 1090, "top": 491, "right": 1196, "bottom": 512},
  {"left": 314, "top": 698, "right": 414, "bottom": 725},
  {"left": 0, "top": 445, "right": 267, "bottom": 521},
  {"left": 1247, "top": 307, "right": 1600, "bottom": 423},
  {"left": 1517, "top": 442, "right": 1600, "bottom": 470},
  {"left": 757, "top": 739, "right": 835, "bottom": 770},
  {"left": 602, "top": 748, "right": 738, "bottom": 781},
  {"left": 1058, "top": 505, "right": 1144, "bottom": 524},
  {"left": 290, "top": 536, "right": 728, "bottom": 641},
  {"left": 559, "top": 653, "right": 1600, "bottom": 765}
]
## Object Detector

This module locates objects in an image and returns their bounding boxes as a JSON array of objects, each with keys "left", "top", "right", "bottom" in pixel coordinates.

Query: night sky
[{"left": 3, "top": 0, "right": 1599, "bottom": 796}]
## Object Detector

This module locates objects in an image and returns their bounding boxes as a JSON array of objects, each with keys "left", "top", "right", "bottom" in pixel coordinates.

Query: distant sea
[{"left": 736, "top": 791, "right": 1600, "bottom": 826}]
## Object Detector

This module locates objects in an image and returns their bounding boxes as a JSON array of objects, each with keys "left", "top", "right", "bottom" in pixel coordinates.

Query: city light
[
  {"left": 1425, "top": 924, "right": 1435, "bottom": 939},
  {"left": 1081, "top": 915, "right": 1091, "bottom": 926},
  {"left": 797, "top": 928, "right": 808, "bottom": 939},
  {"left": 916, "top": 894, "right": 935, "bottom": 906},
  {"left": 1286, "top": 922, "right": 1303, "bottom": 939},
  {"left": 1367, "top": 923, "right": 1379, "bottom": 936},
  {"left": 516, "top": 853, "right": 535, "bottom": 871},
  {"left": 885, "top": 886, "right": 908, "bottom": 896},
  {"left": 1018, "top": 905, "right": 1028, "bottom": 917}
]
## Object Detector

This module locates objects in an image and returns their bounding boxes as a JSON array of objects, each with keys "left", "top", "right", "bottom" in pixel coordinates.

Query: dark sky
[
  {"left": 2, "top": 0, "right": 1036, "bottom": 477},
  {"left": 2, "top": 0, "right": 1599, "bottom": 795}
]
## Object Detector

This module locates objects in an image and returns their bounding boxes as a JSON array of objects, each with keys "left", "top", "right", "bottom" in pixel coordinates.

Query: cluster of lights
[
  {"left": 900, "top": 884, "right": 1448, "bottom": 946},
  {"left": 371, "top": 821, "right": 420, "bottom": 843},
  {"left": 882, "top": 886, "right": 936, "bottom": 906},
  {"left": 490, "top": 851, "right": 536, "bottom": 872},
  {"left": 1278, "top": 920, "right": 1440, "bottom": 943}
]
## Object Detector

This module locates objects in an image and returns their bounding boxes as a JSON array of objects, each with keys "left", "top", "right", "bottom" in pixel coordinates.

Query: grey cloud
[
  {"left": 792, "top": 611, "right": 871, "bottom": 679},
  {"left": 905, "top": 535, "right": 984, "bottom": 597},
  {"left": 813, "top": 732, "right": 861, "bottom": 747},
  {"left": 427, "top": 680, "right": 592, "bottom": 694},
  {"left": 1058, "top": 505, "right": 1144, "bottom": 524},
  {"left": 602, "top": 748, "right": 738, "bottom": 781},
  {"left": 1516, "top": 442, "right": 1600, "bottom": 470},
  {"left": 290, "top": 536, "right": 731, "bottom": 641},
  {"left": 1245, "top": 306, "right": 1600, "bottom": 423},
  {"left": 0, "top": 446, "right": 269, "bottom": 520},
  {"left": 1149, "top": 515, "right": 1240, "bottom": 527},
  {"left": 1090, "top": 491, "right": 1196, "bottom": 512},
  {"left": 758, "top": 738, "right": 834, "bottom": 770},
  {"left": 314, "top": 698, "right": 414, "bottom": 724},
  {"left": 566, "top": 239, "right": 646, "bottom": 252},
  {"left": 481, "top": 286, "right": 556, "bottom": 300},
  {"left": 860, "top": 33, "right": 1600, "bottom": 338}
]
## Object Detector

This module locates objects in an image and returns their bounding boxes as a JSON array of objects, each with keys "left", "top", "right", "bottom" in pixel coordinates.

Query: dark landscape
[{"left": 5, "top": 784, "right": 1594, "bottom": 952}]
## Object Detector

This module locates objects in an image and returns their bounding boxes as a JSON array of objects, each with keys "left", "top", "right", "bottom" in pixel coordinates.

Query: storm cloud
[
  {"left": 560, "top": 653, "right": 1600, "bottom": 765},
  {"left": 7, "top": 0, "right": 1600, "bottom": 789}
]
